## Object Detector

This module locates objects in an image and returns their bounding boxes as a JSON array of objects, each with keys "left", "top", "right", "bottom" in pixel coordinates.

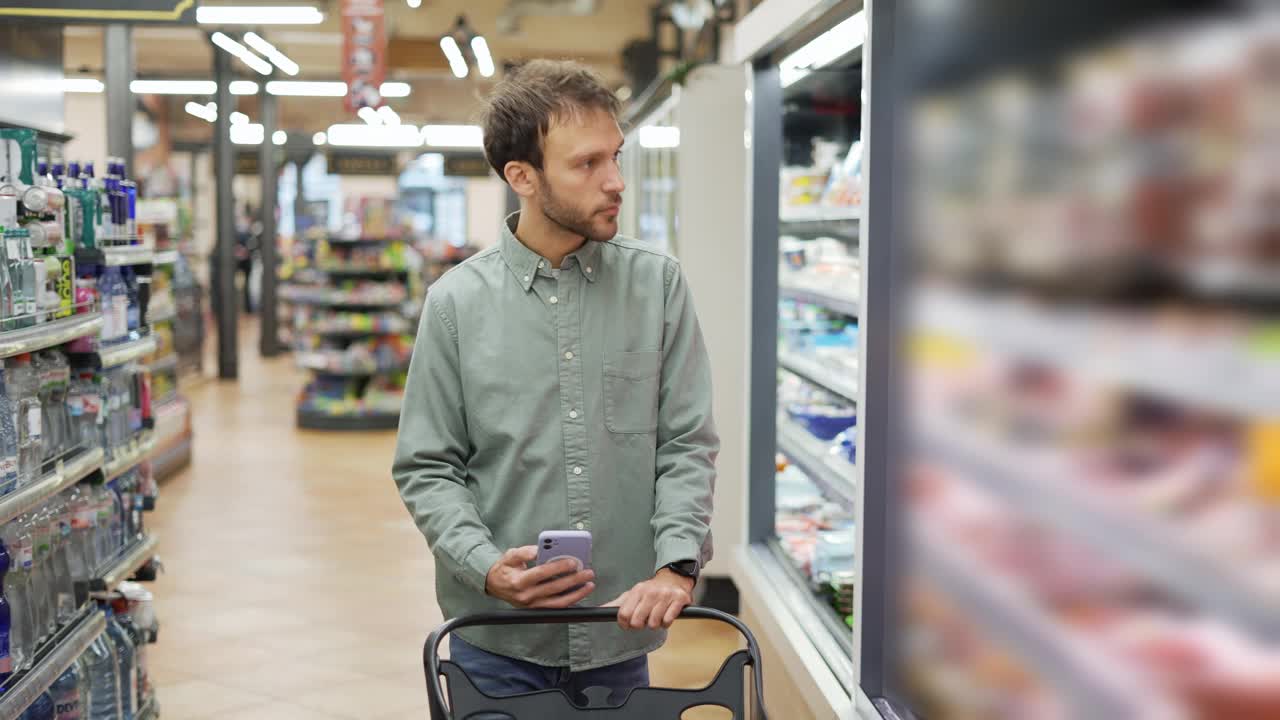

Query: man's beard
[{"left": 536, "top": 173, "right": 620, "bottom": 244}]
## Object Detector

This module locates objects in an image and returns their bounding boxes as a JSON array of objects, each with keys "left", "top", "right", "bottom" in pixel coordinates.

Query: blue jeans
[{"left": 448, "top": 635, "right": 649, "bottom": 714}]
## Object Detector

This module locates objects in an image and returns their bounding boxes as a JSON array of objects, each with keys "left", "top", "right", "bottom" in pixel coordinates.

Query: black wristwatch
[{"left": 664, "top": 559, "right": 700, "bottom": 581}]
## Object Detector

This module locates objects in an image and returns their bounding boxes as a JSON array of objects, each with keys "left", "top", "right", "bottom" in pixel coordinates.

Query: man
[{"left": 392, "top": 59, "right": 718, "bottom": 707}]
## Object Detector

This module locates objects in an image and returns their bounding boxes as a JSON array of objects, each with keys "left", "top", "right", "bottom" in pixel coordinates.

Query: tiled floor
[{"left": 145, "top": 324, "right": 741, "bottom": 718}]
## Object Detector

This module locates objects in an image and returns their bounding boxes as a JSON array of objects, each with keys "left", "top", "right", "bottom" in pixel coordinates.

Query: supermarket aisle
[{"left": 143, "top": 322, "right": 739, "bottom": 719}]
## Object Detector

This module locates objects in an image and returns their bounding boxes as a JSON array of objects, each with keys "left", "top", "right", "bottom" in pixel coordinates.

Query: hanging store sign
[
  {"left": 327, "top": 151, "right": 397, "bottom": 176},
  {"left": 444, "top": 154, "right": 492, "bottom": 178},
  {"left": 0, "top": 0, "right": 197, "bottom": 24},
  {"left": 341, "top": 0, "right": 387, "bottom": 114}
]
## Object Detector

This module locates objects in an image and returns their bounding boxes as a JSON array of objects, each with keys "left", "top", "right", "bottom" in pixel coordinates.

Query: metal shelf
[
  {"left": 104, "top": 432, "right": 157, "bottom": 482},
  {"left": 0, "top": 609, "right": 105, "bottom": 717},
  {"left": 918, "top": 419, "right": 1280, "bottom": 642},
  {"left": 777, "top": 416, "right": 856, "bottom": 510},
  {"left": 779, "top": 286, "right": 860, "bottom": 317},
  {"left": 912, "top": 523, "right": 1150, "bottom": 719},
  {"left": 0, "top": 447, "right": 104, "bottom": 527},
  {"left": 152, "top": 249, "right": 181, "bottom": 265},
  {"left": 148, "top": 306, "right": 177, "bottom": 324},
  {"left": 779, "top": 209, "right": 861, "bottom": 240},
  {"left": 90, "top": 533, "right": 159, "bottom": 592},
  {"left": 279, "top": 291, "right": 406, "bottom": 309},
  {"left": 296, "top": 407, "right": 400, "bottom": 431},
  {"left": 316, "top": 265, "right": 411, "bottom": 277},
  {"left": 0, "top": 313, "right": 104, "bottom": 360},
  {"left": 779, "top": 350, "right": 859, "bottom": 402},
  {"left": 137, "top": 694, "right": 159, "bottom": 720},
  {"left": 76, "top": 244, "right": 154, "bottom": 267},
  {"left": 147, "top": 353, "right": 179, "bottom": 374},
  {"left": 98, "top": 335, "right": 158, "bottom": 369}
]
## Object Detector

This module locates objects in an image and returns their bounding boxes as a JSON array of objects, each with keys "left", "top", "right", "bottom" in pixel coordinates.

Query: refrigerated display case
[{"left": 621, "top": 87, "right": 680, "bottom": 254}]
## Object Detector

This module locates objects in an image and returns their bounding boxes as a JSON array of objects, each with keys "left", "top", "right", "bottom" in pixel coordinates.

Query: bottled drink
[
  {"left": 49, "top": 497, "right": 77, "bottom": 625},
  {"left": 105, "top": 481, "right": 124, "bottom": 557},
  {"left": 0, "top": 364, "right": 19, "bottom": 495},
  {"left": 66, "top": 485, "right": 95, "bottom": 582},
  {"left": 32, "top": 353, "right": 53, "bottom": 464},
  {"left": 49, "top": 660, "right": 85, "bottom": 720},
  {"left": 103, "top": 611, "right": 136, "bottom": 720},
  {"left": 30, "top": 508, "right": 55, "bottom": 640},
  {"left": 82, "top": 630, "right": 120, "bottom": 720},
  {"left": 113, "top": 605, "right": 146, "bottom": 706},
  {"left": 92, "top": 485, "right": 114, "bottom": 569},
  {"left": 1, "top": 520, "right": 33, "bottom": 671},
  {"left": 11, "top": 356, "right": 43, "bottom": 486},
  {"left": 0, "top": 535, "right": 14, "bottom": 690},
  {"left": 20, "top": 690, "right": 55, "bottom": 720}
]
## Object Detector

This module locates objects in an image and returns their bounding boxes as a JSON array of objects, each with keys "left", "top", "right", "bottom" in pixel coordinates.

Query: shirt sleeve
[
  {"left": 392, "top": 290, "right": 503, "bottom": 593},
  {"left": 652, "top": 260, "right": 720, "bottom": 573}
]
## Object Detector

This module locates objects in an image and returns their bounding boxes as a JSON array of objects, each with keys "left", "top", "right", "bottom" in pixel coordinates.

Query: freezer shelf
[
  {"left": 0, "top": 609, "right": 106, "bottom": 718},
  {"left": 779, "top": 350, "right": 859, "bottom": 403},
  {"left": 917, "top": 418, "right": 1280, "bottom": 642},
  {"left": 777, "top": 416, "right": 856, "bottom": 510},
  {"left": 780, "top": 285, "right": 861, "bottom": 318}
]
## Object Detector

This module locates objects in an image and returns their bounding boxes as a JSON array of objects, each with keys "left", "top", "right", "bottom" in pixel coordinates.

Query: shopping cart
[{"left": 424, "top": 606, "right": 768, "bottom": 719}]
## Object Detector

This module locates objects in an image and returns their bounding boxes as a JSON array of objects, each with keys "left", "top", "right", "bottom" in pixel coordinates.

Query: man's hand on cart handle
[
  {"left": 485, "top": 546, "right": 597, "bottom": 609},
  {"left": 605, "top": 568, "right": 695, "bottom": 631}
]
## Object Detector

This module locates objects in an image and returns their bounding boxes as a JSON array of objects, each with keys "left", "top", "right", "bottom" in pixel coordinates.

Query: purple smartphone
[{"left": 536, "top": 530, "right": 592, "bottom": 573}]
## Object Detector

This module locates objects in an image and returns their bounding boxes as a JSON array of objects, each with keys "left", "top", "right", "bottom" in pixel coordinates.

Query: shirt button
[
  {"left": 550, "top": 296, "right": 559, "bottom": 304},
  {"left": 575, "top": 522, "right": 586, "bottom": 530},
  {"left": 573, "top": 466, "right": 583, "bottom": 475},
  {"left": 586, "top": 266, "right": 593, "bottom": 274},
  {"left": 564, "top": 351, "right": 574, "bottom": 360},
  {"left": 569, "top": 410, "right": 579, "bottom": 419},
  {"left": 538, "top": 261, "right": 545, "bottom": 268},
  {"left": 523, "top": 275, "right": 530, "bottom": 282}
]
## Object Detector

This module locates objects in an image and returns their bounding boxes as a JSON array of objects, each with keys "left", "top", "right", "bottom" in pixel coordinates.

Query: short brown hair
[{"left": 480, "top": 59, "right": 621, "bottom": 180}]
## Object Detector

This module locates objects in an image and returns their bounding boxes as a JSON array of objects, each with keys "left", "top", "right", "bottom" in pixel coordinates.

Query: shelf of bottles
[
  {"left": 0, "top": 132, "right": 165, "bottom": 716},
  {"left": 283, "top": 206, "right": 427, "bottom": 430}
]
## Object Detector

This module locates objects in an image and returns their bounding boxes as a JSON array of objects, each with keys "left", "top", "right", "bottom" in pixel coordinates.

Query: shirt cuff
[
  {"left": 654, "top": 536, "right": 703, "bottom": 575},
  {"left": 458, "top": 542, "right": 504, "bottom": 595}
]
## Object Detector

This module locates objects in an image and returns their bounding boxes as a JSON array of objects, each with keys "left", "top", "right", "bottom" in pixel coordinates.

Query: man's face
[{"left": 533, "top": 106, "right": 626, "bottom": 243}]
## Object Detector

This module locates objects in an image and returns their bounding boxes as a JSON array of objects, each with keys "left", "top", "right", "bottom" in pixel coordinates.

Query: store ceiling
[{"left": 64, "top": 0, "right": 651, "bottom": 138}]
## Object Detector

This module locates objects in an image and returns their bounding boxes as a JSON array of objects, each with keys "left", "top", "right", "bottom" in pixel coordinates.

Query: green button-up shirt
[{"left": 393, "top": 213, "right": 718, "bottom": 671}]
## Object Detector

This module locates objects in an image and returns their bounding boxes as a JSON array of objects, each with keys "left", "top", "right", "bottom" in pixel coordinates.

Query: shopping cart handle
[{"left": 424, "top": 606, "right": 769, "bottom": 719}]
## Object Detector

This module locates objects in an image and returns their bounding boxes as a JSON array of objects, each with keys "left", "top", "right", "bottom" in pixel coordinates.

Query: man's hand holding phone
[{"left": 485, "top": 546, "right": 596, "bottom": 609}]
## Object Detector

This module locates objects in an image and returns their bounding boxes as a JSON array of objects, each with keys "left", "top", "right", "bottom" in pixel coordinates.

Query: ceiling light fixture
[
  {"left": 131, "top": 80, "right": 217, "bottom": 95},
  {"left": 407, "top": 0, "right": 422, "bottom": 7},
  {"left": 470, "top": 36, "right": 495, "bottom": 78},
  {"left": 273, "top": 130, "right": 288, "bottom": 145},
  {"left": 62, "top": 78, "right": 104, "bottom": 93},
  {"left": 229, "top": 80, "right": 260, "bottom": 95},
  {"left": 197, "top": 6, "right": 324, "bottom": 25},
  {"left": 357, "top": 106, "right": 382, "bottom": 125},
  {"left": 231, "top": 123, "right": 265, "bottom": 145},
  {"left": 210, "top": 32, "right": 273, "bottom": 76},
  {"left": 230, "top": 111, "right": 249, "bottom": 125},
  {"left": 377, "top": 106, "right": 400, "bottom": 126},
  {"left": 379, "top": 82, "right": 411, "bottom": 98},
  {"left": 244, "top": 32, "right": 301, "bottom": 76},
  {"left": 422, "top": 124, "right": 483, "bottom": 148},
  {"left": 312, "top": 131, "right": 327, "bottom": 145},
  {"left": 638, "top": 126, "right": 680, "bottom": 149},
  {"left": 779, "top": 10, "right": 866, "bottom": 88},
  {"left": 440, "top": 36, "right": 468, "bottom": 79},
  {"left": 266, "top": 80, "right": 348, "bottom": 96},
  {"left": 326, "top": 123, "right": 423, "bottom": 148},
  {"left": 184, "top": 101, "right": 217, "bottom": 122}
]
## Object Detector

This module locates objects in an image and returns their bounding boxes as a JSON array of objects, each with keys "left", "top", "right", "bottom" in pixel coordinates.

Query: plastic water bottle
[
  {"left": 30, "top": 508, "right": 55, "bottom": 640},
  {"left": 50, "top": 497, "right": 77, "bottom": 625},
  {"left": 20, "top": 689, "right": 55, "bottom": 720},
  {"left": 0, "top": 524, "right": 30, "bottom": 672},
  {"left": 0, "top": 364, "right": 19, "bottom": 496},
  {"left": 49, "top": 660, "right": 86, "bottom": 720},
  {"left": 92, "top": 485, "right": 113, "bottom": 570},
  {"left": 104, "top": 482, "right": 124, "bottom": 561},
  {"left": 113, "top": 609, "right": 147, "bottom": 707},
  {"left": 66, "top": 485, "right": 94, "bottom": 583},
  {"left": 103, "top": 611, "right": 136, "bottom": 720},
  {"left": 83, "top": 629, "right": 120, "bottom": 720},
  {"left": 0, "top": 535, "right": 14, "bottom": 691}
]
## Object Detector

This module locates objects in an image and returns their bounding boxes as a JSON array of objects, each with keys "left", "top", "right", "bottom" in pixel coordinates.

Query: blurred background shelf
[
  {"left": 779, "top": 350, "right": 859, "bottom": 403},
  {"left": 296, "top": 408, "right": 400, "bottom": 431},
  {"left": 0, "top": 313, "right": 103, "bottom": 359},
  {"left": 777, "top": 416, "right": 857, "bottom": 511},
  {"left": 779, "top": 286, "right": 860, "bottom": 318}
]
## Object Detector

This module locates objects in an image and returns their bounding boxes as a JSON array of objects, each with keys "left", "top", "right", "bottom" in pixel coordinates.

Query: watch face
[{"left": 670, "top": 560, "right": 698, "bottom": 577}]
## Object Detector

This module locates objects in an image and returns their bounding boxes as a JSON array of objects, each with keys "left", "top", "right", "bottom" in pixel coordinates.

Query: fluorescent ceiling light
[
  {"left": 231, "top": 123, "right": 265, "bottom": 145},
  {"left": 211, "top": 32, "right": 273, "bottom": 76},
  {"left": 273, "top": 130, "right": 288, "bottom": 145},
  {"left": 197, "top": 6, "right": 323, "bottom": 25},
  {"left": 229, "top": 80, "right": 260, "bottom": 95},
  {"left": 132, "top": 80, "right": 217, "bottom": 95},
  {"left": 780, "top": 10, "right": 866, "bottom": 88},
  {"left": 230, "top": 111, "right": 249, "bottom": 125},
  {"left": 326, "top": 123, "right": 422, "bottom": 148},
  {"left": 62, "top": 78, "right": 104, "bottom": 93},
  {"left": 440, "top": 36, "right": 468, "bottom": 79},
  {"left": 638, "top": 126, "right": 680, "bottom": 149},
  {"left": 379, "top": 82, "right": 411, "bottom": 98},
  {"left": 244, "top": 32, "right": 300, "bottom": 76},
  {"left": 184, "top": 101, "right": 217, "bottom": 122},
  {"left": 471, "top": 36, "right": 495, "bottom": 78},
  {"left": 266, "top": 80, "right": 347, "bottom": 96},
  {"left": 407, "top": 0, "right": 422, "bottom": 7},
  {"left": 357, "top": 106, "right": 382, "bottom": 125},
  {"left": 422, "top": 124, "right": 483, "bottom": 148},
  {"left": 312, "top": 131, "right": 327, "bottom": 145},
  {"left": 377, "top": 105, "right": 400, "bottom": 126}
]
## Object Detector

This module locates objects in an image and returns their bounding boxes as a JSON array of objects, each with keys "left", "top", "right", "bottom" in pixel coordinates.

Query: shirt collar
[{"left": 500, "top": 212, "right": 602, "bottom": 292}]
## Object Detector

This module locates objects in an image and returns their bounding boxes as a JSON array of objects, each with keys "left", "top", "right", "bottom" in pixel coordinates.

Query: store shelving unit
[
  {"left": 98, "top": 335, "right": 158, "bottom": 370},
  {"left": 0, "top": 609, "right": 106, "bottom": 716},
  {"left": 90, "top": 533, "right": 160, "bottom": 593},
  {"left": 104, "top": 431, "right": 156, "bottom": 482},
  {"left": 778, "top": 286, "right": 861, "bottom": 318},
  {"left": 0, "top": 314, "right": 105, "bottom": 359},
  {"left": 0, "top": 447, "right": 103, "bottom": 527},
  {"left": 776, "top": 416, "right": 857, "bottom": 510},
  {"left": 778, "top": 350, "right": 860, "bottom": 403}
]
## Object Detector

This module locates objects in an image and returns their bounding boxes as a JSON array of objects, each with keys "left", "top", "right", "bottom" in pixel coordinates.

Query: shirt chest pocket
[{"left": 603, "top": 351, "right": 661, "bottom": 434}]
